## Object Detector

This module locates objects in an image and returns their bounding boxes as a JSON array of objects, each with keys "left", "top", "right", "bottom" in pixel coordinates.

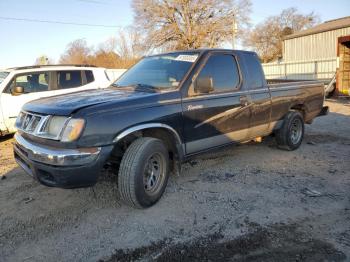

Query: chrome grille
[{"left": 16, "top": 111, "right": 49, "bottom": 135}]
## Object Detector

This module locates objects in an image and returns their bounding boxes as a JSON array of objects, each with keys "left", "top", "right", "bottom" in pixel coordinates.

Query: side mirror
[
  {"left": 195, "top": 76, "right": 214, "bottom": 94},
  {"left": 11, "top": 86, "right": 24, "bottom": 96}
]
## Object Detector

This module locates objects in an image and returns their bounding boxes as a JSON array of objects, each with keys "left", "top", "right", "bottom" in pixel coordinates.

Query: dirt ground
[{"left": 0, "top": 100, "right": 349, "bottom": 262}]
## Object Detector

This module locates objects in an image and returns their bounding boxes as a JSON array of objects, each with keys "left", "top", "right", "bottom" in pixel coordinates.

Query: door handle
[{"left": 239, "top": 96, "right": 250, "bottom": 107}]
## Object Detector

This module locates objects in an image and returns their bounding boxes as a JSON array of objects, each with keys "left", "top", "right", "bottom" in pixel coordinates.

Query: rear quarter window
[
  {"left": 85, "top": 70, "right": 94, "bottom": 84},
  {"left": 244, "top": 53, "right": 265, "bottom": 89}
]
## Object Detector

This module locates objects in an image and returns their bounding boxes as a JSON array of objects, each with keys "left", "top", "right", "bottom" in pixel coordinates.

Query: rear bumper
[{"left": 13, "top": 133, "right": 113, "bottom": 188}]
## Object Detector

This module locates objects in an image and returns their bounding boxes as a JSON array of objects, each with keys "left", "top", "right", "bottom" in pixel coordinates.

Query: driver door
[{"left": 182, "top": 52, "right": 252, "bottom": 154}]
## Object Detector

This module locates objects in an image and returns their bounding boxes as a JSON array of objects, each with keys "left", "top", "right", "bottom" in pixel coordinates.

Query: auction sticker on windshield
[{"left": 175, "top": 55, "right": 198, "bottom": 63}]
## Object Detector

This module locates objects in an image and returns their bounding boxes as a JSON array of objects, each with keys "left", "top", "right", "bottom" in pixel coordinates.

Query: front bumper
[{"left": 13, "top": 133, "right": 113, "bottom": 188}]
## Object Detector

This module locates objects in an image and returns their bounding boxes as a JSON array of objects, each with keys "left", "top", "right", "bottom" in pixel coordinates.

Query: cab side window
[
  {"left": 9, "top": 72, "right": 50, "bottom": 93},
  {"left": 57, "top": 71, "right": 82, "bottom": 89},
  {"left": 85, "top": 70, "right": 94, "bottom": 84},
  {"left": 195, "top": 54, "right": 240, "bottom": 93},
  {"left": 243, "top": 53, "right": 265, "bottom": 89}
]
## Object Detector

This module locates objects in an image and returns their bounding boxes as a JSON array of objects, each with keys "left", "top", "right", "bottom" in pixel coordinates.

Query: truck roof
[
  {"left": 148, "top": 48, "right": 258, "bottom": 57},
  {"left": 4, "top": 64, "right": 107, "bottom": 74}
]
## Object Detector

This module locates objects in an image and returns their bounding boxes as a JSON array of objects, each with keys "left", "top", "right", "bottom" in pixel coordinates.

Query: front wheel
[
  {"left": 275, "top": 111, "right": 304, "bottom": 151},
  {"left": 118, "top": 137, "right": 169, "bottom": 208}
]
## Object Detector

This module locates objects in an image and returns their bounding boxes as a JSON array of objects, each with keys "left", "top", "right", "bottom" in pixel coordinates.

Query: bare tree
[
  {"left": 93, "top": 28, "right": 147, "bottom": 68},
  {"left": 93, "top": 38, "right": 121, "bottom": 68},
  {"left": 58, "top": 34, "right": 145, "bottom": 69},
  {"left": 59, "top": 39, "right": 93, "bottom": 64},
  {"left": 132, "top": 0, "right": 251, "bottom": 50},
  {"left": 116, "top": 27, "right": 148, "bottom": 59},
  {"left": 113, "top": 27, "right": 149, "bottom": 68},
  {"left": 92, "top": 50, "right": 120, "bottom": 68},
  {"left": 244, "top": 8, "right": 319, "bottom": 63}
]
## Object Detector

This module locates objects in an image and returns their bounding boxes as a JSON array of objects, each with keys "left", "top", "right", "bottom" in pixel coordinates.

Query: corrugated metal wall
[
  {"left": 283, "top": 27, "right": 350, "bottom": 61},
  {"left": 262, "top": 27, "right": 350, "bottom": 80}
]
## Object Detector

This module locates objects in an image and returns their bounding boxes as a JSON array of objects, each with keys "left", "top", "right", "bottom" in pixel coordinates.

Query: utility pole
[{"left": 232, "top": 15, "right": 238, "bottom": 50}]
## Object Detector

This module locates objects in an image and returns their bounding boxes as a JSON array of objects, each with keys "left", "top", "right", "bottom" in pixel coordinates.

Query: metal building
[{"left": 262, "top": 16, "right": 350, "bottom": 96}]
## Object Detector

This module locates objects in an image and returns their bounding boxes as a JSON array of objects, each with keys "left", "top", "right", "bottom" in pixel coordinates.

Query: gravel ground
[{"left": 0, "top": 100, "right": 349, "bottom": 262}]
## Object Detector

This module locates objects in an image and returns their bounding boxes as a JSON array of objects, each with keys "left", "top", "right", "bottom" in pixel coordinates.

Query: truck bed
[{"left": 265, "top": 79, "right": 325, "bottom": 125}]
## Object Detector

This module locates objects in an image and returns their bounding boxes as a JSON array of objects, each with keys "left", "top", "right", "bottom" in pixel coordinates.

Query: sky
[{"left": 0, "top": 0, "right": 349, "bottom": 68}]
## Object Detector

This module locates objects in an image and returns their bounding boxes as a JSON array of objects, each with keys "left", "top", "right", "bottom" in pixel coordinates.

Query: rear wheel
[
  {"left": 275, "top": 111, "right": 304, "bottom": 151},
  {"left": 118, "top": 137, "right": 169, "bottom": 208}
]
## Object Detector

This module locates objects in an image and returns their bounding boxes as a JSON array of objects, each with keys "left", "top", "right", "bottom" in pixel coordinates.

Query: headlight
[
  {"left": 40, "top": 117, "right": 85, "bottom": 142},
  {"left": 60, "top": 118, "right": 85, "bottom": 142},
  {"left": 46, "top": 116, "right": 67, "bottom": 137},
  {"left": 16, "top": 112, "right": 85, "bottom": 142},
  {"left": 39, "top": 116, "right": 68, "bottom": 139}
]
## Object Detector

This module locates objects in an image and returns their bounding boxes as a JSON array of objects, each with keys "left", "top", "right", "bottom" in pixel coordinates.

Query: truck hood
[{"left": 22, "top": 88, "right": 158, "bottom": 116}]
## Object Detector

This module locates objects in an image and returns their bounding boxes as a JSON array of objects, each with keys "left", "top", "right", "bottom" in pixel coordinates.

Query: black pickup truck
[{"left": 14, "top": 49, "right": 328, "bottom": 208}]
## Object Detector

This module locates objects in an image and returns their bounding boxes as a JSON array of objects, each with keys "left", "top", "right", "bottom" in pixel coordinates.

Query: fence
[{"left": 262, "top": 58, "right": 337, "bottom": 81}]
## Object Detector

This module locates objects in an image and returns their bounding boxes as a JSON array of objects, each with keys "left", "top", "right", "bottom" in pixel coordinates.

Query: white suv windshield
[{"left": 0, "top": 71, "right": 9, "bottom": 84}]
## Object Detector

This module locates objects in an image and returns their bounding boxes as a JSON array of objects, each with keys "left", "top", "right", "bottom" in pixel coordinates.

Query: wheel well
[
  {"left": 290, "top": 104, "right": 306, "bottom": 120},
  {"left": 143, "top": 128, "right": 179, "bottom": 161},
  {"left": 109, "top": 127, "right": 181, "bottom": 171}
]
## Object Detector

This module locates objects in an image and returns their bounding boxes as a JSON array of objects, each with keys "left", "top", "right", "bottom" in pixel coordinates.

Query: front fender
[{"left": 76, "top": 104, "right": 183, "bottom": 148}]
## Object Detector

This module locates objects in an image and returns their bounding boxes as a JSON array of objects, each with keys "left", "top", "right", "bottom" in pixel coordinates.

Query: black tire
[
  {"left": 118, "top": 137, "right": 169, "bottom": 208},
  {"left": 275, "top": 111, "right": 304, "bottom": 151}
]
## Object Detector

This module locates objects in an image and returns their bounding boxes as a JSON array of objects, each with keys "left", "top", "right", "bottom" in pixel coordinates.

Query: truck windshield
[
  {"left": 114, "top": 52, "right": 199, "bottom": 90},
  {"left": 0, "top": 71, "right": 9, "bottom": 84}
]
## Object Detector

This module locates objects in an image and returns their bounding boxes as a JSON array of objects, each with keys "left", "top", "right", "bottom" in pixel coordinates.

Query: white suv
[{"left": 0, "top": 65, "right": 126, "bottom": 135}]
